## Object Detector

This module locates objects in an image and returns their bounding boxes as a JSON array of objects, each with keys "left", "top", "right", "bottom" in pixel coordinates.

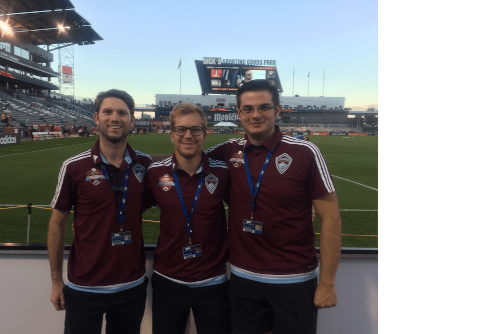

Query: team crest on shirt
[
  {"left": 275, "top": 153, "right": 292, "bottom": 174},
  {"left": 132, "top": 164, "right": 145, "bottom": 183},
  {"left": 230, "top": 151, "right": 244, "bottom": 167},
  {"left": 85, "top": 168, "right": 105, "bottom": 185},
  {"left": 205, "top": 173, "right": 218, "bottom": 194},
  {"left": 93, "top": 155, "right": 98, "bottom": 163},
  {"left": 158, "top": 174, "right": 175, "bottom": 191}
]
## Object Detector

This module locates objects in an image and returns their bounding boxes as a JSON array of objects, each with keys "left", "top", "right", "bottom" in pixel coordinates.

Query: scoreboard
[{"left": 195, "top": 58, "right": 283, "bottom": 95}]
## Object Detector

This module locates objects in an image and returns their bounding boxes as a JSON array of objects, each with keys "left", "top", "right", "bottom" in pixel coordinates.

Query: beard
[{"left": 99, "top": 127, "right": 128, "bottom": 144}]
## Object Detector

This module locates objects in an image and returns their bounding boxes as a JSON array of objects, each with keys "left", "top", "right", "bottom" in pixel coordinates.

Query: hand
[
  {"left": 50, "top": 281, "right": 66, "bottom": 311},
  {"left": 313, "top": 283, "right": 337, "bottom": 309}
]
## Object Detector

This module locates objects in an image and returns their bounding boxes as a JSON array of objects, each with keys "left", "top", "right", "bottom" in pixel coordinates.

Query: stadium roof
[
  {"left": 0, "top": 0, "right": 75, "bottom": 13},
  {"left": 0, "top": 0, "right": 102, "bottom": 47}
]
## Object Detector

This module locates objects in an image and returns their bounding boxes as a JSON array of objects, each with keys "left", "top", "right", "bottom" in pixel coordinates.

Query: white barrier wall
[{"left": 0, "top": 249, "right": 377, "bottom": 334}]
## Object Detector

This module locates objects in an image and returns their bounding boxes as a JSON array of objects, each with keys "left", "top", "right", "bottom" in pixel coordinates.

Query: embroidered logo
[
  {"left": 275, "top": 153, "right": 292, "bottom": 174},
  {"left": 158, "top": 174, "right": 175, "bottom": 191},
  {"left": 132, "top": 164, "right": 145, "bottom": 183},
  {"left": 93, "top": 155, "right": 98, "bottom": 163},
  {"left": 85, "top": 168, "right": 105, "bottom": 185},
  {"left": 205, "top": 173, "right": 218, "bottom": 194},
  {"left": 230, "top": 151, "right": 244, "bottom": 168}
]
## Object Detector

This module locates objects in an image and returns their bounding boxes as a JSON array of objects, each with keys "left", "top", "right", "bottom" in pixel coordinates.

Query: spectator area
[{"left": 0, "top": 90, "right": 94, "bottom": 126}]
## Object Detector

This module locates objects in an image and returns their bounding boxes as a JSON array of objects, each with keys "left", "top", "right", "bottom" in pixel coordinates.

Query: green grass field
[{"left": 0, "top": 133, "right": 378, "bottom": 247}]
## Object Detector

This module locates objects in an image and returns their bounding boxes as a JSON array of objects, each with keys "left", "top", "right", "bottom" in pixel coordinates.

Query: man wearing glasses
[
  {"left": 206, "top": 80, "right": 342, "bottom": 334},
  {"left": 145, "top": 104, "right": 231, "bottom": 334},
  {"left": 47, "top": 89, "right": 153, "bottom": 334}
]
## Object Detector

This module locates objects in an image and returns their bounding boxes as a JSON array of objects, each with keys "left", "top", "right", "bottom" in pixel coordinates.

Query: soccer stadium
[{"left": 0, "top": 1, "right": 377, "bottom": 333}]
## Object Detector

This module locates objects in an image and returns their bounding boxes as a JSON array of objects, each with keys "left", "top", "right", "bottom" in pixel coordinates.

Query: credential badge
[
  {"left": 205, "top": 173, "right": 218, "bottom": 194},
  {"left": 158, "top": 174, "right": 175, "bottom": 191},
  {"left": 132, "top": 164, "right": 145, "bottom": 183},
  {"left": 276, "top": 153, "right": 292, "bottom": 174}
]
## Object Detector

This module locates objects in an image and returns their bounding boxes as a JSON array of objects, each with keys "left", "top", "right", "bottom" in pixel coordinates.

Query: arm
[
  {"left": 312, "top": 191, "right": 342, "bottom": 309},
  {"left": 47, "top": 209, "right": 70, "bottom": 311}
]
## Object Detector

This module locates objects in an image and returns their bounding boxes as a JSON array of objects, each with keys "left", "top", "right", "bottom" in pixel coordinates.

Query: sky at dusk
[{"left": 51, "top": 0, "right": 377, "bottom": 109}]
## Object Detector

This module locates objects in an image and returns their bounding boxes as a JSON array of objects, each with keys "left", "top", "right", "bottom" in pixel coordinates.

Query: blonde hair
[{"left": 170, "top": 103, "right": 207, "bottom": 129}]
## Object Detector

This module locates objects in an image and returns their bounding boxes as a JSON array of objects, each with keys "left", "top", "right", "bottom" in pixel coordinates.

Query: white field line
[
  {"left": 0, "top": 142, "right": 90, "bottom": 158},
  {"left": 331, "top": 174, "right": 378, "bottom": 191},
  {"left": 2, "top": 147, "right": 377, "bottom": 191}
]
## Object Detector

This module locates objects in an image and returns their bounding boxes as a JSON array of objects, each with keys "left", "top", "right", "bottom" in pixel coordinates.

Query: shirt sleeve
[
  {"left": 50, "top": 160, "right": 75, "bottom": 211},
  {"left": 307, "top": 144, "right": 336, "bottom": 200},
  {"left": 204, "top": 140, "right": 230, "bottom": 163},
  {"left": 143, "top": 168, "right": 158, "bottom": 209}
]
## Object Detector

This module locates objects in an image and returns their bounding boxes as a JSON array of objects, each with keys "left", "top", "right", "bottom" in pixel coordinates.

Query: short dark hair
[
  {"left": 236, "top": 79, "right": 279, "bottom": 108},
  {"left": 170, "top": 103, "right": 207, "bottom": 129},
  {"left": 95, "top": 89, "right": 134, "bottom": 115},
  {"left": 242, "top": 69, "right": 251, "bottom": 76}
]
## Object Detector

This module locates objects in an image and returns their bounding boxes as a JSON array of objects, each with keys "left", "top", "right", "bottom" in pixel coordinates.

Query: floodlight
[
  {"left": 0, "top": 20, "right": 13, "bottom": 35},
  {"left": 57, "top": 24, "right": 70, "bottom": 31}
]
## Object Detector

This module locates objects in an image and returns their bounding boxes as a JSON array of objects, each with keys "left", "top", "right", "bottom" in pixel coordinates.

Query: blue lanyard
[
  {"left": 101, "top": 165, "right": 129, "bottom": 232},
  {"left": 242, "top": 147, "right": 275, "bottom": 220},
  {"left": 172, "top": 163, "right": 204, "bottom": 244}
]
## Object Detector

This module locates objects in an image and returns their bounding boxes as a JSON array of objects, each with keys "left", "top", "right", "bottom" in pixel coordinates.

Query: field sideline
[{"left": 0, "top": 133, "right": 378, "bottom": 248}]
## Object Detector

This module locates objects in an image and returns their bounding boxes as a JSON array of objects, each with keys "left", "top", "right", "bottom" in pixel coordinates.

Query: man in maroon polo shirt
[
  {"left": 206, "top": 80, "right": 342, "bottom": 334},
  {"left": 145, "top": 104, "right": 231, "bottom": 334},
  {"left": 47, "top": 89, "right": 153, "bottom": 334}
]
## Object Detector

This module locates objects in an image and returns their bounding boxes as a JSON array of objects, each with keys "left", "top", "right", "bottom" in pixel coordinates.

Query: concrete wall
[{"left": 0, "top": 250, "right": 377, "bottom": 334}]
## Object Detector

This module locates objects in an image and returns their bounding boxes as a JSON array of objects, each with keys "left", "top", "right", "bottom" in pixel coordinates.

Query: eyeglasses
[
  {"left": 108, "top": 166, "right": 124, "bottom": 196},
  {"left": 239, "top": 105, "right": 276, "bottom": 116},
  {"left": 173, "top": 126, "right": 204, "bottom": 136}
]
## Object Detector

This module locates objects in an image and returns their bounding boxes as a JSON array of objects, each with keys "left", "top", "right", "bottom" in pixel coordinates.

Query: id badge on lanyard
[
  {"left": 102, "top": 165, "right": 132, "bottom": 246},
  {"left": 172, "top": 163, "right": 204, "bottom": 259},
  {"left": 111, "top": 231, "right": 132, "bottom": 246},
  {"left": 242, "top": 147, "right": 276, "bottom": 236}
]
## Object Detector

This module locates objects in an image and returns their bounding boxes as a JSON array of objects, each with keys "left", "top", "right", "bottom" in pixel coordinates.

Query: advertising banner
[
  {"left": 213, "top": 113, "right": 238, "bottom": 122},
  {"left": 346, "top": 133, "right": 368, "bottom": 136},
  {"left": 150, "top": 121, "right": 169, "bottom": 126},
  {"left": 62, "top": 66, "right": 73, "bottom": 83},
  {"left": 0, "top": 132, "right": 21, "bottom": 146}
]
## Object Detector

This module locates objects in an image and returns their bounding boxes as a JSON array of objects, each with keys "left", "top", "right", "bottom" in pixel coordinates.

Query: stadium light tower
[{"left": 58, "top": 44, "right": 75, "bottom": 99}]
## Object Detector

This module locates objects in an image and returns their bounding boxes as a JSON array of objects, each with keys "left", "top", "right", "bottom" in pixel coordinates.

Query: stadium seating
[{"left": 0, "top": 91, "right": 94, "bottom": 126}]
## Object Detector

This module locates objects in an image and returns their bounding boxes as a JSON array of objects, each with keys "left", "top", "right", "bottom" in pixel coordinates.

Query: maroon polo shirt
[
  {"left": 206, "top": 126, "right": 336, "bottom": 275},
  {"left": 145, "top": 151, "right": 230, "bottom": 282},
  {"left": 51, "top": 140, "right": 152, "bottom": 287}
]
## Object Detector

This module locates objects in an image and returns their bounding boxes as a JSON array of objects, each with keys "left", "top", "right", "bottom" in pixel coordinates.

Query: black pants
[
  {"left": 229, "top": 274, "right": 318, "bottom": 334},
  {"left": 152, "top": 272, "right": 230, "bottom": 334},
  {"left": 63, "top": 277, "right": 148, "bottom": 334}
]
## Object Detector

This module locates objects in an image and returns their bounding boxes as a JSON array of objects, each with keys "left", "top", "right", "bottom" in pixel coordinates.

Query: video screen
[{"left": 195, "top": 61, "right": 283, "bottom": 95}]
